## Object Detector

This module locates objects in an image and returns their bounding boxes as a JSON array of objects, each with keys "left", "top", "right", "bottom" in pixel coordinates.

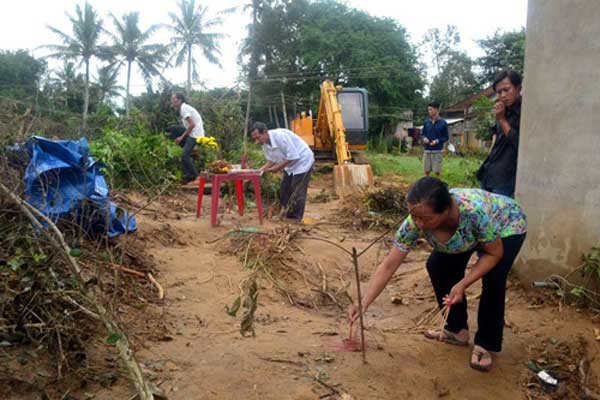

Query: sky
[{"left": 0, "top": 0, "right": 528, "bottom": 95}]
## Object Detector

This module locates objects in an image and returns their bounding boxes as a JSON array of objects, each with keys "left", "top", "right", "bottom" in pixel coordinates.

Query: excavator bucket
[{"left": 333, "top": 164, "right": 374, "bottom": 196}]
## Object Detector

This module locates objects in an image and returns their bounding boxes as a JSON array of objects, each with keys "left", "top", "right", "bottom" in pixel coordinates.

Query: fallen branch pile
[
  {"left": 0, "top": 182, "right": 161, "bottom": 399},
  {"left": 337, "top": 185, "right": 408, "bottom": 230},
  {"left": 216, "top": 226, "right": 355, "bottom": 336},
  {"left": 0, "top": 147, "right": 164, "bottom": 399}
]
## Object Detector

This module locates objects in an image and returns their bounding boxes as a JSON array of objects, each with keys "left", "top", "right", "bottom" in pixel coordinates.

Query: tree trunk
[
  {"left": 187, "top": 44, "right": 192, "bottom": 95},
  {"left": 268, "top": 104, "right": 273, "bottom": 123},
  {"left": 281, "top": 90, "right": 288, "bottom": 129},
  {"left": 273, "top": 104, "right": 280, "bottom": 128},
  {"left": 243, "top": 84, "right": 252, "bottom": 154},
  {"left": 249, "top": 0, "right": 260, "bottom": 80},
  {"left": 83, "top": 58, "right": 90, "bottom": 130},
  {"left": 126, "top": 60, "right": 132, "bottom": 119},
  {"left": 293, "top": 100, "right": 297, "bottom": 119}
]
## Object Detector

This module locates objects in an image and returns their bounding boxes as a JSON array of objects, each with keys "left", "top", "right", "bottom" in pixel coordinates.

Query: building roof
[
  {"left": 416, "top": 117, "right": 463, "bottom": 130},
  {"left": 444, "top": 86, "right": 495, "bottom": 114},
  {"left": 446, "top": 118, "right": 464, "bottom": 125}
]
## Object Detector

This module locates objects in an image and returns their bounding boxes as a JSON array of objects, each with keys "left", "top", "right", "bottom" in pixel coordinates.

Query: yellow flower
[{"left": 196, "top": 136, "right": 219, "bottom": 150}]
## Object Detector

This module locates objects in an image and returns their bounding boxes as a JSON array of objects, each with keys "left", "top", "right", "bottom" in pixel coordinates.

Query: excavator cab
[
  {"left": 337, "top": 88, "right": 369, "bottom": 150},
  {"left": 291, "top": 80, "right": 374, "bottom": 195}
]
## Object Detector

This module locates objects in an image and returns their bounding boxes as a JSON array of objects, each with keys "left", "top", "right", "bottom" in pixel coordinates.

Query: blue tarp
[{"left": 24, "top": 136, "right": 136, "bottom": 237}]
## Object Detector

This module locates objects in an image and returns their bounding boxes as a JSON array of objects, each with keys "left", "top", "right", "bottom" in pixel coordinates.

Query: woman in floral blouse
[{"left": 348, "top": 177, "right": 527, "bottom": 371}]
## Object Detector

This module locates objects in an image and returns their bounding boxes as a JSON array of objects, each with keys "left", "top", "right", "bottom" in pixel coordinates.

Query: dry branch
[{"left": 0, "top": 182, "right": 157, "bottom": 400}]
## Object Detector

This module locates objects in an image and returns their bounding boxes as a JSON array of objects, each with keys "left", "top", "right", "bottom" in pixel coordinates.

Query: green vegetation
[
  {"left": 472, "top": 96, "right": 495, "bottom": 140},
  {"left": 166, "top": 0, "right": 226, "bottom": 94},
  {"left": 367, "top": 152, "right": 483, "bottom": 188},
  {"left": 477, "top": 28, "right": 526, "bottom": 85},
  {"left": 241, "top": 0, "right": 425, "bottom": 135},
  {"left": 107, "top": 11, "right": 168, "bottom": 118},
  {"left": 90, "top": 128, "right": 182, "bottom": 189}
]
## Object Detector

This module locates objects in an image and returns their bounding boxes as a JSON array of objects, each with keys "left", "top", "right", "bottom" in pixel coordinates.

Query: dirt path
[{"left": 100, "top": 179, "right": 600, "bottom": 400}]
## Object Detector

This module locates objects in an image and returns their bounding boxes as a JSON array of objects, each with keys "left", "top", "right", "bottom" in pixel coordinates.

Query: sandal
[
  {"left": 470, "top": 345, "right": 493, "bottom": 372},
  {"left": 424, "top": 329, "right": 469, "bottom": 346}
]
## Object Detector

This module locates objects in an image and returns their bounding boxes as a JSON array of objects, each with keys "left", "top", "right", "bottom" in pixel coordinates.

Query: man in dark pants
[
  {"left": 477, "top": 70, "right": 523, "bottom": 197},
  {"left": 250, "top": 122, "right": 315, "bottom": 221},
  {"left": 170, "top": 92, "right": 205, "bottom": 184}
]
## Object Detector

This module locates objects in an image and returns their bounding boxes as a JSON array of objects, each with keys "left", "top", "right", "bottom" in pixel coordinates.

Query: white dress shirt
[{"left": 263, "top": 129, "right": 314, "bottom": 175}]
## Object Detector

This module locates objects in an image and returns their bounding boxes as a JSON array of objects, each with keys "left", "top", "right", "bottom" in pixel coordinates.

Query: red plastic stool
[{"left": 196, "top": 172, "right": 263, "bottom": 227}]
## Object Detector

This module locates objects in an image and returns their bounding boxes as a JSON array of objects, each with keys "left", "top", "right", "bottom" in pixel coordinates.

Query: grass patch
[{"left": 367, "top": 151, "right": 484, "bottom": 188}]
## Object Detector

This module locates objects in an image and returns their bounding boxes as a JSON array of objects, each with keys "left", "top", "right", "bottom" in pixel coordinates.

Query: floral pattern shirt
[{"left": 394, "top": 189, "right": 527, "bottom": 254}]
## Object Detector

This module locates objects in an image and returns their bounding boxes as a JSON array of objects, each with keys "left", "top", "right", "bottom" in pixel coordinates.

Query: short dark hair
[
  {"left": 173, "top": 92, "right": 186, "bottom": 103},
  {"left": 492, "top": 70, "right": 522, "bottom": 91},
  {"left": 406, "top": 177, "right": 452, "bottom": 213},
  {"left": 250, "top": 121, "right": 268, "bottom": 134},
  {"left": 427, "top": 101, "right": 440, "bottom": 110}
]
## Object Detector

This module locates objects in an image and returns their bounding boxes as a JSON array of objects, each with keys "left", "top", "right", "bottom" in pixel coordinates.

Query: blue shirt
[{"left": 421, "top": 118, "right": 449, "bottom": 152}]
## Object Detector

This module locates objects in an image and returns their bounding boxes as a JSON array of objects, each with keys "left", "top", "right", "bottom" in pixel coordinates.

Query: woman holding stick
[{"left": 348, "top": 177, "right": 527, "bottom": 371}]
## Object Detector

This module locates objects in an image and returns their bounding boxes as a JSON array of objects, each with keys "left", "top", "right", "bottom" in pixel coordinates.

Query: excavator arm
[
  {"left": 316, "top": 80, "right": 352, "bottom": 165},
  {"left": 291, "top": 79, "right": 374, "bottom": 195}
]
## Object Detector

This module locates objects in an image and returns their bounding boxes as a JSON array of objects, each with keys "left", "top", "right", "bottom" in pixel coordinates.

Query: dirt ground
[{"left": 91, "top": 173, "right": 600, "bottom": 400}]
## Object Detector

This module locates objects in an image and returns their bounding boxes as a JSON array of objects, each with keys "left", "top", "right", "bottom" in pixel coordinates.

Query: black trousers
[
  {"left": 280, "top": 168, "right": 312, "bottom": 220},
  {"left": 425, "top": 233, "right": 526, "bottom": 352},
  {"left": 181, "top": 136, "right": 198, "bottom": 181}
]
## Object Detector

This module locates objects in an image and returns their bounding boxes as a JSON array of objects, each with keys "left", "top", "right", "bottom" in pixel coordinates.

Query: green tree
[
  {"left": 44, "top": 2, "right": 107, "bottom": 128},
  {"left": 0, "top": 50, "right": 46, "bottom": 100},
  {"left": 107, "top": 12, "right": 168, "bottom": 118},
  {"left": 95, "top": 64, "right": 124, "bottom": 104},
  {"left": 472, "top": 96, "right": 495, "bottom": 140},
  {"left": 429, "top": 50, "right": 479, "bottom": 108},
  {"left": 166, "top": 0, "right": 226, "bottom": 94},
  {"left": 226, "top": 0, "right": 264, "bottom": 81},
  {"left": 422, "top": 25, "right": 478, "bottom": 108},
  {"left": 53, "top": 61, "right": 85, "bottom": 111},
  {"left": 422, "top": 25, "right": 461, "bottom": 75},
  {"left": 242, "top": 0, "right": 425, "bottom": 134},
  {"left": 477, "top": 28, "right": 525, "bottom": 84}
]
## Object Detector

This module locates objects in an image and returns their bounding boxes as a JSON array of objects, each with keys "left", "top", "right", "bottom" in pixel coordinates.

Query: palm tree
[
  {"left": 107, "top": 12, "right": 168, "bottom": 117},
  {"left": 96, "top": 64, "right": 124, "bottom": 104},
  {"left": 54, "top": 61, "right": 83, "bottom": 110},
  {"left": 44, "top": 2, "right": 106, "bottom": 128},
  {"left": 166, "top": 0, "right": 226, "bottom": 94},
  {"left": 226, "top": 0, "right": 264, "bottom": 81}
]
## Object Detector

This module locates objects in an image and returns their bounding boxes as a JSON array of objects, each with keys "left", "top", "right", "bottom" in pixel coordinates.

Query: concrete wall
[{"left": 514, "top": 0, "right": 600, "bottom": 283}]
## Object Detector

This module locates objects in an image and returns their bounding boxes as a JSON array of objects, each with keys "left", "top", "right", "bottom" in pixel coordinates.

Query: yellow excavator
[{"left": 290, "top": 80, "right": 374, "bottom": 195}]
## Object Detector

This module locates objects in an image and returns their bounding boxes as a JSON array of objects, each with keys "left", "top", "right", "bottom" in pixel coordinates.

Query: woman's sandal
[
  {"left": 470, "top": 345, "right": 493, "bottom": 372},
  {"left": 424, "top": 329, "right": 469, "bottom": 346}
]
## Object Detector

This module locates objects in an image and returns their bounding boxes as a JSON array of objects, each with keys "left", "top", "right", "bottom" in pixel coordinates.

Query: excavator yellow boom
[
  {"left": 291, "top": 80, "right": 374, "bottom": 195},
  {"left": 317, "top": 80, "right": 352, "bottom": 165}
]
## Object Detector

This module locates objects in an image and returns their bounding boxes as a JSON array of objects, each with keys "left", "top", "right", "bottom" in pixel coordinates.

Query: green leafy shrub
[
  {"left": 472, "top": 96, "right": 495, "bottom": 141},
  {"left": 90, "top": 129, "right": 182, "bottom": 189}
]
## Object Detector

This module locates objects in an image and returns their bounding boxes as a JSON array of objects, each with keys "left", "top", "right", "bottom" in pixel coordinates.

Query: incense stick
[{"left": 352, "top": 247, "right": 367, "bottom": 364}]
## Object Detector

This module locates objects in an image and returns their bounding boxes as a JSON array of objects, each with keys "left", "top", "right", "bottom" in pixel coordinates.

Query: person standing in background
[
  {"left": 421, "top": 101, "right": 449, "bottom": 177},
  {"left": 171, "top": 92, "right": 205, "bottom": 185},
  {"left": 477, "top": 70, "right": 523, "bottom": 198}
]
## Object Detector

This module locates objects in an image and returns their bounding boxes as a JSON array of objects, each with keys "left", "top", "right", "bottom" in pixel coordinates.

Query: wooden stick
[
  {"left": 147, "top": 273, "right": 164, "bottom": 300},
  {"left": 0, "top": 182, "right": 156, "bottom": 400},
  {"left": 352, "top": 247, "right": 367, "bottom": 364},
  {"left": 109, "top": 262, "right": 146, "bottom": 278}
]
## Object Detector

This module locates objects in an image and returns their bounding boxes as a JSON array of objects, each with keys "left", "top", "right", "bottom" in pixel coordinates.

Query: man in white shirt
[
  {"left": 250, "top": 122, "right": 315, "bottom": 220},
  {"left": 171, "top": 92, "right": 205, "bottom": 184}
]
